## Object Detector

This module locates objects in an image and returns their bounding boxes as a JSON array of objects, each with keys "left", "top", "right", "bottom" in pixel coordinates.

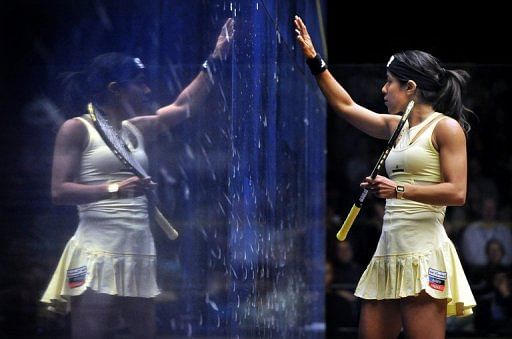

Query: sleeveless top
[
  {"left": 74, "top": 116, "right": 155, "bottom": 255},
  {"left": 354, "top": 112, "right": 476, "bottom": 317}
]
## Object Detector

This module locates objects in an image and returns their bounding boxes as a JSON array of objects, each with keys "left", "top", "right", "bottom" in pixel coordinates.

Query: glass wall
[{"left": 2, "top": 0, "right": 326, "bottom": 338}]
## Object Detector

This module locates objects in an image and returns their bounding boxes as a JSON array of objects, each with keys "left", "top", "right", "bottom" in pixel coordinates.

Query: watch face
[
  {"left": 108, "top": 183, "right": 119, "bottom": 193},
  {"left": 397, "top": 185, "right": 405, "bottom": 192}
]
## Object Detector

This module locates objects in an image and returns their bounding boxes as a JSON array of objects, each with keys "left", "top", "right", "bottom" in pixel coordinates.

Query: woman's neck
[
  {"left": 408, "top": 103, "right": 435, "bottom": 127},
  {"left": 96, "top": 104, "right": 126, "bottom": 131}
]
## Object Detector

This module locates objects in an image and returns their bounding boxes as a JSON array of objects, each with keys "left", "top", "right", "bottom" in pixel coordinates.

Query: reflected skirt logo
[
  {"left": 428, "top": 268, "right": 447, "bottom": 291},
  {"left": 67, "top": 266, "right": 87, "bottom": 289}
]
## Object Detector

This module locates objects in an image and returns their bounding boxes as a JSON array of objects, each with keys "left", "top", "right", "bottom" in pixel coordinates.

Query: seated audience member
[
  {"left": 469, "top": 238, "right": 512, "bottom": 333},
  {"left": 461, "top": 197, "right": 512, "bottom": 267}
]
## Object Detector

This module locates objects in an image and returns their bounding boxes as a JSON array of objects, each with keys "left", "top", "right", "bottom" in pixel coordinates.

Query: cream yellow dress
[
  {"left": 354, "top": 113, "right": 476, "bottom": 317},
  {"left": 41, "top": 117, "right": 160, "bottom": 313}
]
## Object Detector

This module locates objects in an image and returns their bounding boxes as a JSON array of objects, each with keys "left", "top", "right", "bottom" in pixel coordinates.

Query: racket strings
[{"left": 89, "top": 104, "right": 148, "bottom": 177}]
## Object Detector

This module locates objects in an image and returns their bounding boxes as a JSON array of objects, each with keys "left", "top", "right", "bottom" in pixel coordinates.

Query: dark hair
[
  {"left": 60, "top": 52, "right": 144, "bottom": 115},
  {"left": 391, "top": 50, "right": 472, "bottom": 133},
  {"left": 486, "top": 238, "right": 505, "bottom": 257}
]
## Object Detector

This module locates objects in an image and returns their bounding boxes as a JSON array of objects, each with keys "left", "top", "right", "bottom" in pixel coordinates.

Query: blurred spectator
[
  {"left": 491, "top": 270, "right": 512, "bottom": 324},
  {"left": 344, "top": 141, "right": 372, "bottom": 196},
  {"left": 331, "top": 240, "right": 363, "bottom": 286},
  {"left": 444, "top": 206, "right": 468, "bottom": 245},
  {"left": 326, "top": 203, "right": 343, "bottom": 261},
  {"left": 470, "top": 239, "right": 509, "bottom": 286},
  {"left": 325, "top": 260, "right": 358, "bottom": 336},
  {"left": 461, "top": 196, "right": 512, "bottom": 267},
  {"left": 326, "top": 240, "right": 362, "bottom": 334},
  {"left": 468, "top": 238, "right": 512, "bottom": 334},
  {"left": 466, "top": 159, "right": 499, "bottom": 220}
]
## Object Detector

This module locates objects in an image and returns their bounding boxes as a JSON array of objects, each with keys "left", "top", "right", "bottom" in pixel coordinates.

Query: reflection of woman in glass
[
  {"left": 41, "top": 18, "right": 233, "bottom": 339},
  {"left": 295, "top": 16, "right": 476, "bottom": 339}
]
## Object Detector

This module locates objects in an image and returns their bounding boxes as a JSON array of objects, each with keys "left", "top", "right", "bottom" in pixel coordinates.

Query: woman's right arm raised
[{"left": 294, "top": 15, "right": 396, "bottom": 139}]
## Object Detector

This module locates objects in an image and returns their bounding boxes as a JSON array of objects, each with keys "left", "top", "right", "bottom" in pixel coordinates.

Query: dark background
[{"left": 325, "top": 2, "right": 511, "bottom": 65}]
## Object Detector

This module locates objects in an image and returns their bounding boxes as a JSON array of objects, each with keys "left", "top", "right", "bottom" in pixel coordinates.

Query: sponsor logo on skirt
[
  {"left": 67, "top": 266, "right": 87, "bottom": 288},
  {"left": 428, "top": 268, "right": 447, "bottom": 291}
]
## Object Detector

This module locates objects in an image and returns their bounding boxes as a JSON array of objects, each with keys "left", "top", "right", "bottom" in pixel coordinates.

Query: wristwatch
[
  {"left": 107, "top": 183, "right": 120, "bottom": 199},
  {"left": 396, "top": 185, "right": 405, "bottom": 199}
]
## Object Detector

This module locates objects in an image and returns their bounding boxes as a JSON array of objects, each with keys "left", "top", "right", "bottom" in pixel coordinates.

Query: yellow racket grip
[
  {"left": 336, "top": 205, "right": 361, "bottom": 241},
  {"left": 154, "top": 207, "right": 179, "bottom": 240}
]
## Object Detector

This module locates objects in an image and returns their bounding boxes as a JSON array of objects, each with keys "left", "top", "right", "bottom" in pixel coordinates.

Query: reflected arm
[
  {"left": 154, "top": 69, "right": 216, "bottom": 128},
  {"left": 131, "top": 18, "right": 234, "bottom": 134}
]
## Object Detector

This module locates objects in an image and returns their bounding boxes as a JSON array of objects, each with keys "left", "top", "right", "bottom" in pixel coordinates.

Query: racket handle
[
  {"left": 153, "top": 207, "right": 179, "bottom": 240},
  {"left": 336, "top": 205, "right": 361, "bottom": 241}
]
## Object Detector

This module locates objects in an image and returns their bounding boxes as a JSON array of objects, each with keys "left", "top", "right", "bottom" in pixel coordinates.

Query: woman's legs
[
  {"left": 358, "top": 299, "right": 403, "bottom": 339},
  {"left": 70, "top": 289, "right": 155, "bottom": 339},
  {"left": 70, "top": 289, "right": 119, "bottom": 339},
  {"left": 120, "top": 296, "right": 156, "bottom": 339},
  {"left": 400, "top": 291, "right": 447, "bottom": 339},
  {"left": 358, "top": 292, "right": 447, "bottom": 339}
]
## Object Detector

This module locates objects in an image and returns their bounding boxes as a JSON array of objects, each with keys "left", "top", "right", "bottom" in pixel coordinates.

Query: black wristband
[{"left": 306, "top": 54, "right": 327, "bottom": 75}]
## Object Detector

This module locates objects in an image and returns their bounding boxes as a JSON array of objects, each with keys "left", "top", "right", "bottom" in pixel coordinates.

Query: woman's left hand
[
  {"left": 294, "top": 15, "right": 317, "bottom": 59},
  {"left": 212, "top": 18, "right": 234, "bottom": 60},
  {"left": 360, "top": 175, "right": 398, "bottom": 199}
]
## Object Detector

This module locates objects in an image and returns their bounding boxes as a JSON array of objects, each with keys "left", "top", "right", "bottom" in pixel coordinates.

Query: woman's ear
[
  {"left": 406, "top": 80, "right": 417, "bottom": 94},
  {"left": 107, "top": 81, "right": 121, "bottom": 95}
]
